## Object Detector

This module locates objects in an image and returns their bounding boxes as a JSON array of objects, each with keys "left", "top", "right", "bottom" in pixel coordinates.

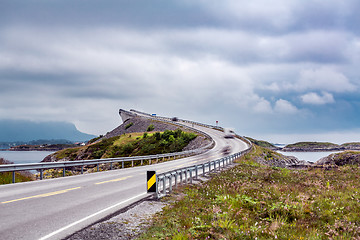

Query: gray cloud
[{"left": 0, "top": 0, "right": 360, "bottom": 139}]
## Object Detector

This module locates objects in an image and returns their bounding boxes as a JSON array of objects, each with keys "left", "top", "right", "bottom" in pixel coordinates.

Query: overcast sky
[{"left": 1, "top": 0, "right": 360, "bottom": 144}]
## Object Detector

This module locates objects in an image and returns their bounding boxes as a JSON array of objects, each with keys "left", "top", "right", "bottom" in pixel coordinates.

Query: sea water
[
  {"left": 278, "top": 151, "right": 341, "bottom": 163},
  {"left": 0, "top": 151, "right": 54, "bottom": 164}
]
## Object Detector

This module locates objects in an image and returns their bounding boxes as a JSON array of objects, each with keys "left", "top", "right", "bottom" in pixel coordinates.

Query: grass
[
  {"left": 138, "top": 146, "right": 360, "bottom": 239},
  {"left": 54, "top": 129, "right": 197, "bottom": 161},
  {"left": 0, "top": 158, "right": 34, "bottom": 185}
]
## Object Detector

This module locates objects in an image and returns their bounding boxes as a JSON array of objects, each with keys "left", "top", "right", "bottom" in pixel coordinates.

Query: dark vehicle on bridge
[{"left": 222, "top": 145, "right": 231, "bottom": 155}]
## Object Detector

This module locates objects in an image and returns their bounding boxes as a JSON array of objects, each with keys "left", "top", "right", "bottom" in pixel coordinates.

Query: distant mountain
[{"left": 0, "top": 120, "right": 97, "bottom": 142}]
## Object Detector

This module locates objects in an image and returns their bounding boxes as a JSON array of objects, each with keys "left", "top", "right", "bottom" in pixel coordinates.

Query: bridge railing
[
  {"left": 130, "top": 109, "right": 223, "bottom": 131},
  {"left": 154, "top": 141, "right": 253, "bottom": 198}
]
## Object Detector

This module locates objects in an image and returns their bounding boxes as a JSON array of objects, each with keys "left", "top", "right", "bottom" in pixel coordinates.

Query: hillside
[
  {"left": 43, "top": 129, "right": 198, "bottom": 162},
  {"left": 137, "top": 146, "right": 360, "bottom": 240},
  {"left": 245, "top": 137, "right": 280, "bottom": 150}
]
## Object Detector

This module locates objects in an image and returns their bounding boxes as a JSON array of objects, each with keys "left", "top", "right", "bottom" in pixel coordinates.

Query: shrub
[
  {"left": 169, "top": 135, "right": 175, "bottom": 142},
  {"left": 154, "top": 132, "right": 161, "bottom": 140},
  {"left": 147, "top": 124, "right": 155, "bottom": 132},
  {"left": 125, "top": 122, "right": 133, "bottom": 129}
]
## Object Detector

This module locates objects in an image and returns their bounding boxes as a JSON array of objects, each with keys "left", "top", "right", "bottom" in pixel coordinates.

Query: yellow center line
[
  {"left": 94, "top": 176, "right": 132, "bottom": 185},
  {"left": 1, "top": 187, "right": 81, "bottom": 204}
]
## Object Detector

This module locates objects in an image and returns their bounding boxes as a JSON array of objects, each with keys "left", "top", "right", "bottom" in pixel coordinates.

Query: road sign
[{"left": 147, "top": 171, "right": 157, "bottom": 193}]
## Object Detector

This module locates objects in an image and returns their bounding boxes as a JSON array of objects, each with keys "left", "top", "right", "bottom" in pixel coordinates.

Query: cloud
[
  {"left": 0, "top": 0, "right": 360, "bottom": 137},
  {"left": 297, "top": 67, "right": 356, "bottom": 92},
  {"left": 274, "top": 99, "right": 298, "bottom": 114},
  {"left": 253, "top": 98, "right": 272, "bottom": 113},
  {"left": 301, "top": 92, "right": 335, "bottom": 105}
]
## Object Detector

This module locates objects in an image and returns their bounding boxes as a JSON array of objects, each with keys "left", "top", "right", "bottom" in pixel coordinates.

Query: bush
[
  {"left": 147, "top": 124, "right": 155, "bottom": 132},
  {"left": 125, "top": 122, "right": 133, "bottom": 129},
  {"left": 154, "top": 132, "right": 161, "bottom": 140}
]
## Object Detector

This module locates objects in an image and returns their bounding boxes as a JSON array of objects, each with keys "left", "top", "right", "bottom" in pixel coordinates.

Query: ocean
[
  {"left": 0, "top": 151, "right": 54, "bottom": 164},
  {"left": 278, "top": 151, "right": 341, "bottom": 163}
]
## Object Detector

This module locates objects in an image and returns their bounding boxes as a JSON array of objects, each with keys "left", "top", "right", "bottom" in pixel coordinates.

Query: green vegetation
[
  {"left": 0, "top": 158, "right": 33, "bottom": 185},
  {"left": 125, "top": 122, "right": 134, "bottom": 129},
  {"left": 147, "top": 124, "right": 155, "bottom": 132},
  {"left": 53, "top": 129, "right": 197, "bottom": 161},
  {"left": 246, "top": 137, "right": 277, "bottom": 149},
  {"left": 139, "top": 146, "right": 360, "bottom": 239},
  {"left": 87, "top": 135, "right": 103, "bottom": 144}
]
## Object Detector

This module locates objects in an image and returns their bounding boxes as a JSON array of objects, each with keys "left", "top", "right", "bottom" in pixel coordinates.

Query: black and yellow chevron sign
[{"left": 147, "top": 171, "right": 156, "bottom": 193}]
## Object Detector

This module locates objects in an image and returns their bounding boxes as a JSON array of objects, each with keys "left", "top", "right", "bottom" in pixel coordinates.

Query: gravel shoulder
[{"left": 66, "top": 197, "right": 168, "bottom": 240}]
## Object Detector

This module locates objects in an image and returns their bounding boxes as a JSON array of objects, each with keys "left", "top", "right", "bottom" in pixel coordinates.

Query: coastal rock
[
  {"left": 315, "top": 151, "right": 360, "bottom": 166},
  {"left": 253, "top": 149, "right": 312, "bottom": 168}
]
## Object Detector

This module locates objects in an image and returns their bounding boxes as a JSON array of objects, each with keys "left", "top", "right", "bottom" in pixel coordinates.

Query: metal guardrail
[
  {"left": 0, "top": 147, "right": 211, "bottom": 183},
  {"left": 130, "top": 109, "right": 223, "bottom": 131},
  {"left": 154, "top": 146, "right": 253, "bottom": 199},
  {"left": 0, "top": 110, "right": 216, "bottom": 184}
]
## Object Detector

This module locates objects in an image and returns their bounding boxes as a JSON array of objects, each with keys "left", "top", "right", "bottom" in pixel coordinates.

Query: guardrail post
[
  {"left": 40, "top": 169, "right": 43, "bottom": 180},
  {"left": 169, "top": 175, "right": 172, "bottom": 193},
  {"left": 97, "top": 164, "right": 99, "bottom": 172},
  {"left": 185, "top": 169, "right": 188, "bottom": 183},
  {"left": 63, "top": 167, "right": 66, "bottom": 177},
  {"left": 110, "top": 162, "right": 113, "bottom": 170},
  {"left": 163, "top": 176, "right": 166, "bottom": 195},
  {"left": 195, "top": 166, "right": 198, "bottom": 179},
  {"left": 122, "top": 161, "right": 124, "bottom": 169},
  {"left": 141, "top": 159, "right": 143, "bottom": 165},
  {"left": 174, "top": 172, "right": 177, "bottom": 187},
  {"left": 149, "top": 159, "right": 151, "bottom": 165},
  {"left": 189, "top": 168, "right": 193, "bottom": 184},
  {"left": 12, "top": 171, "right": 15, "bottom": 183},
  {"left": 202, "top": 164, "right": 205, "bottom": 176},
  {"left": 81, "top": 166, "right": 84, "bottom": 174},
  {"left": 180, "top": 169, "right": 183, "bottom": 184}
]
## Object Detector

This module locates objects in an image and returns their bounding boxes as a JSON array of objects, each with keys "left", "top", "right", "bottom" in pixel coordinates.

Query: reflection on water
[
  {"left": 278, "top": 151, "right": 341, "bottom": 163},
  {"left": 0, "top": 151, "right": 54, "bottom": 164}
]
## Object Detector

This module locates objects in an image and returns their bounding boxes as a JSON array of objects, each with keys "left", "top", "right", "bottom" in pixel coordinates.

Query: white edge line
[{"left": 39, "top": 192, "right": 147, "bottom": 240}]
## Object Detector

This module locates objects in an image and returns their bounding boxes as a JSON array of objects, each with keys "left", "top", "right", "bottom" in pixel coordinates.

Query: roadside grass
[
  {"left": 138, "top": 147, "right": 360, "bottom": 239},
  {"left": 0, "top": 158, "right": 34, "bottom": 184}
]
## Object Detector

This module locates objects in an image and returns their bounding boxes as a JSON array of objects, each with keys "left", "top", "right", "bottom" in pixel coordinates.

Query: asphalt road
[{"left": 0, "top": 123, "right": 249, "bottom": 240}]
